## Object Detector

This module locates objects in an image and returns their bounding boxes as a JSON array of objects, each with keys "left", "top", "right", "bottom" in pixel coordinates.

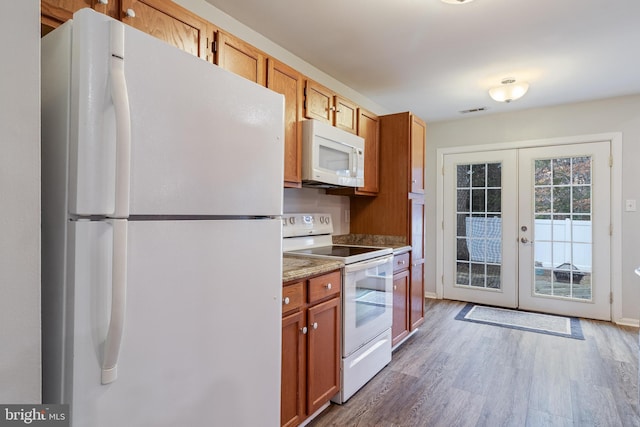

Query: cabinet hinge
[
  {"left": 441, "top": 221, "right": 444, "bottom": 230},
  {"left": 609, "top": 156, "right": 613, "bottom": 167},
  {"left": 211, "top": 40, "right": 217, "bottom": 54},
  {"left": 442, "top": 165, "right": 445, "bottom": 176},
  {"left": 609, "top": 224, "right": 613, "bottom": 236},
  {"left": 441, "top": 275, "right": 444, "bottom": 285},
  {"left": 610, "top": 292, "right": 613, "bottom": 304}
]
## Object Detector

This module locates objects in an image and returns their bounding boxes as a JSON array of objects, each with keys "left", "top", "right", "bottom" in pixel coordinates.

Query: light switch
[{"left": 625, "top": 199, "right": 637, "bottom": 212}]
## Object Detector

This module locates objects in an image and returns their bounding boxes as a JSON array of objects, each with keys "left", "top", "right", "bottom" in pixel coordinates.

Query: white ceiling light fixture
[
  {"left": 441, "top": 0, "right": 475, "bottom": 4},
  {"left": 488, "top": 78, "right": 529, "bottom": 103}
]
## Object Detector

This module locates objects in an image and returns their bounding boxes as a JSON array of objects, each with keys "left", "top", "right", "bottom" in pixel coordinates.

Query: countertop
[
  {"left": 283, "top": 255, "right": 344, "bottom": 283},
  {"left": 282, "top": 234, "right": 411, "bottom": 282}
]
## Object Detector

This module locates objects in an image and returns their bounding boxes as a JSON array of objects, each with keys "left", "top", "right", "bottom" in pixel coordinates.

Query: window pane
[
  {"left": 457, "top": 164, "right": 470, "bottom": 187},
  {"left": 553, "top": 158, "right": 571, "bottom": 185},
  {"left": 472, "top": 164, "right": 486, "bottom": 187}
]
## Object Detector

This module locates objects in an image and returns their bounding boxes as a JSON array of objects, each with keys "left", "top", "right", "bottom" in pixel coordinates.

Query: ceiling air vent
[{"left": 459, "top": 107, "right": 487, "bottom": 114}]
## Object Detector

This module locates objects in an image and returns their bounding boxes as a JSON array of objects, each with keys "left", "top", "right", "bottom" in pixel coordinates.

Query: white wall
[
  {"left": 427, "top": 95, "right": 640, "bottom": 322},
  {"left": 0, "top": 0, "right": 42, "bottom": 402}
]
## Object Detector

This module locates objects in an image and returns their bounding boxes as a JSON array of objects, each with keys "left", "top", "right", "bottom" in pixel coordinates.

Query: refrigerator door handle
[
  {"left": 101, "top": 219, "right": 128, "bottom": 384},
  {"left": 110, "top": 20, "right": 131, "bottom": 219}
]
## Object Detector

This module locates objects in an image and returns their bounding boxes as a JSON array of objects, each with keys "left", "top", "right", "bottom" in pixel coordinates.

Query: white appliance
[
  {"left": 41, "top": 9, "right": 284, "bottom": 427},
  {"left": 282, "top": 214, "right": 393, "bottom": 403},
  {"left": 301, "top": 119, "right": 365, "bottom": 188}
]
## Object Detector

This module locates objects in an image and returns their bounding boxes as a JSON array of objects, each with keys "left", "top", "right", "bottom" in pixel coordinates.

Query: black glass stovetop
[{"left": 288, "top": 245, "right": 383, "bottom": 258}]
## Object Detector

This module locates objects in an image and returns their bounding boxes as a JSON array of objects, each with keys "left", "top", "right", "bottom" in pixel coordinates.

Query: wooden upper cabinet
[
  {"left": 334, "top": 96, "right": 358, "bottom": 135},
  {"left": 267, "top": 58, "right": 303, "bottom": 188},
  {"left": 215, "top": 31, "right": 266, "bottom": 85},
  {"left": 120, "top": 0, "right": 212, "bottom": 60},
  {"left": 410, "top": 115, "right": 426, "bottom": 194},
  {"left": 356, "top": 108, "right": 380, "bottom": 195},
  {"left": 41, "top": 0, "right": 120, "bottom": 34},
  {"left": 304, "top": 80, "right": 333, "bottom": 124},
  {"left": 304, "top": 80, "right": 357, "bottom": 134}
]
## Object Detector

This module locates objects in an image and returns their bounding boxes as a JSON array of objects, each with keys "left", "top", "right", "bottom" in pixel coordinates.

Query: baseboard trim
[{"left": 615, "top": 318, "right": 640, "bottom": 328}]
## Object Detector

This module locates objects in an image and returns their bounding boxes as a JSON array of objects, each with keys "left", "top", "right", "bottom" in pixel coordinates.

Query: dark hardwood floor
[{"left": 309, "top": 299, "right": 640, "bottom": 427}]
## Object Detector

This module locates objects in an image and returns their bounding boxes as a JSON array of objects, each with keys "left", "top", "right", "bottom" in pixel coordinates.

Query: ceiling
[{"left": 203, "top": 0, "right": 640, "bottom": 123}]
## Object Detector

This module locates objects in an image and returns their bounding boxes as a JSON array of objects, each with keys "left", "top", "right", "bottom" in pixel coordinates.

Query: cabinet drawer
[
  {"left": 308, "top": 271, "right": 341, "bottom": 303},
  {"left": 282, "top": 282, "right": 304, "bottom": 314},
  {"left": 393, "top": 252, "right": 410, "bottom": 273}
]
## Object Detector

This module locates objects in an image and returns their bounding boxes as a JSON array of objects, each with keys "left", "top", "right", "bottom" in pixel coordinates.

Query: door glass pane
[
  {"left": 533, "top": 156, "right": 593, "bottom": 300},
  {"left": 455, "top": 162, "right": 502, "bottom": 290}
]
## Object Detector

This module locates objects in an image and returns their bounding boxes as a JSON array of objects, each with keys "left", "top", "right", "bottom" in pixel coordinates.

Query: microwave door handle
[{"left": 351, "top": 148, "right": 358, "bottom": 178}]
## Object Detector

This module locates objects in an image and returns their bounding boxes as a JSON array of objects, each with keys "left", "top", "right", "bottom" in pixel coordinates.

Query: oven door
[{"left": 342, "top": 255, "right": 393, "bottom": 357}]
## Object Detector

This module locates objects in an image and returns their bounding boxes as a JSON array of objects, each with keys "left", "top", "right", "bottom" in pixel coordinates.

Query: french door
[{"left": 442, "top": 141, "right": 611, "bottom": 320}]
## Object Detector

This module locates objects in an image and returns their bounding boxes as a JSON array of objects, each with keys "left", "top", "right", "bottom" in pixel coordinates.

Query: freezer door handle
[
  {"left": 110, "top": 20, "right": 131, "bottom": 219},
  {"left": 102, "top": 219, "right": 128, "bottom": 384}
]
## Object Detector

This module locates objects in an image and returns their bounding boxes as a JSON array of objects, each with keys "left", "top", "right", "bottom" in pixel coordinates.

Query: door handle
[{"left": 520, "top": 237, "right": 533, "bottom": 245}]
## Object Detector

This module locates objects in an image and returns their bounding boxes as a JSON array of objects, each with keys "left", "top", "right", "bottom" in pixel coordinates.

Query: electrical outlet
[
  {"left": 625, "top": 199, "right": 637, "bottom": 212},
  {"left": 345, "top": 210, "right": 350, "bottom": 223}
]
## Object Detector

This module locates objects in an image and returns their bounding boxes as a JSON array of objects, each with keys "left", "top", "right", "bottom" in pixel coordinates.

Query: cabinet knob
[
  {"left": 301, "top": 326, "right": 308, "bottom": 335},
  {"left": 312, "top": 322, "right": 318, "bottom": 330},
  {"left": 412, "top": 179, "right": 417, "bottom": 184},
  {"left": 125, "top": 8, "right": 136, "bottom": 18},
  {"left": 398, "top": 260, "right": 406, "bottom": 265},
  {"left": 393, "top": 285, "right": 397, "bottom": 290},
  {"left": 283, "top": 297, "right": 290, "bottom": 305},
  {"left": 325, "top": 283, "right": 332, "bottom": 290},
  {"left": 97, "top": 0, "right": 108, "bottom": 4},
  {"left": 329, "top": 106, "right": 336, "bottom": 112}
]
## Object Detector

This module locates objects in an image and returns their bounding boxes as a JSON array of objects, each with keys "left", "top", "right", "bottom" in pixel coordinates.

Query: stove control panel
[{"left": 282, "top": 213, "right": 333, "bottom": 237}]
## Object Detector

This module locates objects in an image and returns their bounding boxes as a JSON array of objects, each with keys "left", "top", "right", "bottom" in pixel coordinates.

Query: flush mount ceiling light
[
  {"left": 488, "top": 78, "right": 529, "bottom": 103},
  {"left": 441, "top": 0, "right": 475, "bottom": 3}
]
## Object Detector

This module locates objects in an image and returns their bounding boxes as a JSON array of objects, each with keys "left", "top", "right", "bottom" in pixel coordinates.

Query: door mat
[{"left": 455, "top": 303, "right": 584, "bottom": 340}]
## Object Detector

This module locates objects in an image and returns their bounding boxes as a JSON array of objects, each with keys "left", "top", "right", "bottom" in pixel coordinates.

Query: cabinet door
[
  {"left": 410, "top": 261, "right": 425, "bottom": 330},
  {"left": 281, "top": 310, "right": 306, "bottom": 427},
  {"left": 410, "top": 114, "right": 426, "bottom": 194},
  {"left": 121, "top": 0, "right": 211, "bottom": 60},
  {"left": 334, "top": 96, "right": 358, "bottom": 134},
  {"left": 357, "top": 108, "right": 380, "bottom": 195},
  {"left": 392, "top": 269, "right": 410, "bottom": 347},
  {"left": 267, "top": 58, "right": 303, "bottom": 188},
  {"left": 410, "top": 195, "right": 425, "bottom": 262},
  {"left": 304, "top": 80, "right": 333, "bottom": 124},
  {"left": 41, "top": 0, "right": 120, "bottom": 33},
  {"left": 216, "top": 31, "right": 266, "bottom": 85},
  {"left": 306, "top": 297, "right": 340, "bottom": 414}
]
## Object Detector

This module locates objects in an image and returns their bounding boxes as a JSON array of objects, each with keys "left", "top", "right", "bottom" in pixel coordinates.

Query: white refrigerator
[{"left": 41, "top": 9, "right": 284, "bottom": 427}]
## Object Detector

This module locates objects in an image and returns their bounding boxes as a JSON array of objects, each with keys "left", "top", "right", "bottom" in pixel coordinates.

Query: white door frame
[{"left": 436, "top": 132, "right": 622, "bottom": 322}]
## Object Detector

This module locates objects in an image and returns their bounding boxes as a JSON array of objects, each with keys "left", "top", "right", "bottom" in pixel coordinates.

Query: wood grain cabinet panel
[
  {"left": 267, "top": 58, "right": 303, "bottom": 188},
  {"left": 215, "top": 31, "right": 266, "bottom": 85},
  {"left": 304, "top": 80, "right": 358, "bottom": 134},
  {"left": 120, "top": 0, "right": 212, "bottom": 60},
  {"left": 306, "top": 297, "right": 340, "bottom": 414},
  {"left": 350, "top": 111, "right": 427, "bottom": 341},
  {"left": 304, "top": 80, "right": 334, "bottom": 124},
  {"left": 41, "top": 0, "right": 120, "bottom": 34},
  {"left": 410, "top": 115, "right": 426, "bottom": 194},
  {"left": 281, "top": 310, "right": 306, "bottom": 427},
  {"left": 334, "top": 96, "right": 358, "bottom": 135},
  {"left": 281, "top": 271, "right": 341, "bottom": 426},
  {"left": 392, "top": 267, "right": 410, "bottom": 347}
]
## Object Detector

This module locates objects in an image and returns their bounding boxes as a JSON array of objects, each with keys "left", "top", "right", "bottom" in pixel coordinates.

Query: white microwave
[{"left": 301, "top": 119, "right": 365, "bottom": 188}]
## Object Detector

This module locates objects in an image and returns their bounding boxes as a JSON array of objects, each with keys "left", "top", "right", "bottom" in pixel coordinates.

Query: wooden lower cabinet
[
  {"left": 391, "top": 253, "right": 410, "bottom": 347},
  {"left": 281, "top": 270, "right": 341, "bottom": 427},
  {"left": 410, "top": 260, "right": 425, "bottom": 330}
]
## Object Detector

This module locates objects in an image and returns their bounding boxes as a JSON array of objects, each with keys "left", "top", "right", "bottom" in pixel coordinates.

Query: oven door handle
[{"left": 344, "top": 255, "right": 393, "bottom": 273}]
